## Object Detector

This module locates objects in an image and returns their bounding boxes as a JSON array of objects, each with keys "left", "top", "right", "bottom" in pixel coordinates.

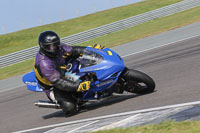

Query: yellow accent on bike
[
  {"left": 107, "top": 51, "right": 113, "bottom": 56},
  {"left": 34, "top": 67, "right": 52, "bottom": 86}
]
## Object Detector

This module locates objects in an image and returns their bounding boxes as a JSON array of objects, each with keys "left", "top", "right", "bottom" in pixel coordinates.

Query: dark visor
[{"left": 43, "top": 41, "right": 60, "bottom": 52}]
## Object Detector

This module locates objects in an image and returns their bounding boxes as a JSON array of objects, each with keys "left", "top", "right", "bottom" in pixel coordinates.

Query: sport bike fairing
[
  {"left": 22, "top": 70, "right": 43, "bottom": 92},
  {"left": 78, "top": 47, "right": 125, "bottom": 100}
]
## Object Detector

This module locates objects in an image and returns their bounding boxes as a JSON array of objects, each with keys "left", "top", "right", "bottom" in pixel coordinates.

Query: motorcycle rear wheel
[{"left": 120, "top": 68, "right": 155, "bottom": 94}]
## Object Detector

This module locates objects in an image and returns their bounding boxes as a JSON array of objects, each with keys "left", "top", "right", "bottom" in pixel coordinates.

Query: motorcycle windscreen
[
  {"left": 22, "top": 70, "right": 43, "bottom": 92},
  {"left": 79, "top": 49, "right": 103, "bottom": 68}
]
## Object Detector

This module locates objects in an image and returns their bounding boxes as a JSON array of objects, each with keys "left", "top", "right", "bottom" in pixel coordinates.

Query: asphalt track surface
[{"left": 1, "top": 35, "right": 200, "bottom": 133}]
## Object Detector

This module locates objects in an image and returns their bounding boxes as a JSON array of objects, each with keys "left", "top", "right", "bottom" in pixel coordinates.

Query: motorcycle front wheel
[{"left": 119, "top": 68, "right": 155, "bottom": 94}]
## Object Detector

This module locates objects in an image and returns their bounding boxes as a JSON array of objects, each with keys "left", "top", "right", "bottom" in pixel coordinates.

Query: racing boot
[{"left": 58, "top": 100, "right": 78, "bottom": 116}]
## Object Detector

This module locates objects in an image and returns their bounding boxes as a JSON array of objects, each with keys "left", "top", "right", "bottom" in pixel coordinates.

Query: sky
[{"left": 0, "top": 0, "right": 141, "bottom": 35}]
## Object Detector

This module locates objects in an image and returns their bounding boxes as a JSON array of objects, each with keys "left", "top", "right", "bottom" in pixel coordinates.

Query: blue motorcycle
[{"left": 22, "top": 47, "right": 155, "bottom": 112}]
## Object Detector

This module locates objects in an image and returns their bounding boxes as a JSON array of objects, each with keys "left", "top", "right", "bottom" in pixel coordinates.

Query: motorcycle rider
[{"left": 34, "top": 30, "right": 91, "bottom": 115}]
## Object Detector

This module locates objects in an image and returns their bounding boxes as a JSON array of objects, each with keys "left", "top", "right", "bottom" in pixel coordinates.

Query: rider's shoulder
[
  {"left": 39, "top": 58, "right": 54, "bottom": 69},
  {"left": 36, "top": 52, "right": 53, "bottom": 64},
  {"left": 60, "top": 43, "right": 72, "bottom": 53}
]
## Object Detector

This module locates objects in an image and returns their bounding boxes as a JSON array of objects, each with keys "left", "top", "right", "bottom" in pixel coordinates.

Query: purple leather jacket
[
  {"left": 34, "top": 43, "right": 85, "bottom": 91},
  {"left": 35, "top": 43, "right": 71, "bottom": 83}
]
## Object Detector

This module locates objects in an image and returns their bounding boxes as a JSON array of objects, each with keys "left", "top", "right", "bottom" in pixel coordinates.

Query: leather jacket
[{"left": 34, "top": 43, "right": 85, "bottom": 91}]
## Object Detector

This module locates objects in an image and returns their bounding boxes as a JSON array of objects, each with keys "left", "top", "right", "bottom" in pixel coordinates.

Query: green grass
[
  {"left": 0, "top": 58, "right": 34, "bottom": 80},
  {"left": 92, "top": 120, "right": 200, "bottom": 133},
  {"left": 0, "top": 6, "right": 199, "bottom": 80},
  {"left": 0, "top": 0, "right": 182, "bottom": 56}
]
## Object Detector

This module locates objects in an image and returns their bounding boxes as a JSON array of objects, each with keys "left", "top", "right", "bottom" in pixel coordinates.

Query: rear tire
[{"left": 119, "top": 68, "right": 155, "bottom": 94}]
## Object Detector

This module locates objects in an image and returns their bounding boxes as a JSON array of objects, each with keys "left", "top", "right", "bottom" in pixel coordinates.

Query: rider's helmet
[{"left": 38, "top": 31, "right": 60, "bottom": 58}]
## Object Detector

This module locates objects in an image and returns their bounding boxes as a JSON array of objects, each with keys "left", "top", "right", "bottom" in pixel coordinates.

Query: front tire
[{"left": 119, "top": 68, "right": 155, "bottom": 94}]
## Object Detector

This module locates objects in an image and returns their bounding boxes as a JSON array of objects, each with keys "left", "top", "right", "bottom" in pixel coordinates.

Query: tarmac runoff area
[{"left": 16, "top": 100, "right": 200, "bottom": 133}]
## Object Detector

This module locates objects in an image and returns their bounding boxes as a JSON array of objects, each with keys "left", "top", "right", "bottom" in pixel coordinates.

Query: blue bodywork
[{"left": 22, "top": 47, "right": 125, "bottom": 100}]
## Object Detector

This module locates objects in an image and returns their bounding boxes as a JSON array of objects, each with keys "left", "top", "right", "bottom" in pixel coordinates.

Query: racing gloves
[
  {"left": 90, "top": 44, "right": 105, "bottom": 49},
  {"left": 77, "top": 81, "right": 91, "bottom": 92}
]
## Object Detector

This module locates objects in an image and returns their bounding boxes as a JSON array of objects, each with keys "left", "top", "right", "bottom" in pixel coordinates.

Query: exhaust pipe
[{"left": 35, "top": 100, "right": 61, "bottom": 109}]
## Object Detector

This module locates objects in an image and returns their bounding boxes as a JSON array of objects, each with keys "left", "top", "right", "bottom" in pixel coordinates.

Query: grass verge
[
  {"left": 0, "top": 58, "right": 34, "bottom": 80},
  {"left": 79, "top": 6, "right": 200, "bottom": 47},
  {"left": 0, "top": 6, "right": 199, "bottom": 80},
  {"left": 92, "top": 120, "right": 200, "bottom": 133}
]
